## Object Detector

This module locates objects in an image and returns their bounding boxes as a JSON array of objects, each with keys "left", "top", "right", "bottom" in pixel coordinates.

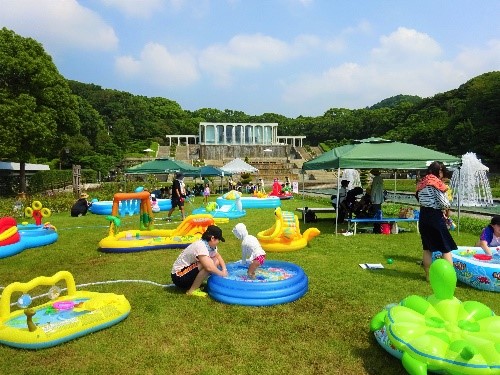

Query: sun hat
[
  {"left": 490, "top": 216, "right": 500, "bottom": 226},
  {"left": 204, "top": 225, "right": 225, "bottom": 242},
  {"left": 80, "top": 192, "right": 89, "bottom": 199}
]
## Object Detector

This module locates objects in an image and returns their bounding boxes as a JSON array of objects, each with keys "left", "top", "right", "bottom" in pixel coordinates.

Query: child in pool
[
  {"left": 477, "top": 215, "right": 500, "bottom": 256},
  {"left": 232, "top": 223, "right": 266, "bottom": 279}
]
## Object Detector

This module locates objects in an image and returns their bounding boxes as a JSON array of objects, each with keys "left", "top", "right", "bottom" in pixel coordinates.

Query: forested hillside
[
  {"left": 1, "top": 28, "right": 499, "bottom": 178},
  {"left": 69, "top": 71, "right": 499, "bottom": 170}
]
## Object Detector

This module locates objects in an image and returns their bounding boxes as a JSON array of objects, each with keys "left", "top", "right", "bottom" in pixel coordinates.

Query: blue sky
[{"left": 1, "top": 0, "right": 499, "bottom": 117}]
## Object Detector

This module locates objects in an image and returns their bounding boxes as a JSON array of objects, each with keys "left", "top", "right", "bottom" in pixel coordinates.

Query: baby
[{"left": 232, "top": 223, "right": 266, "bottom": 279}]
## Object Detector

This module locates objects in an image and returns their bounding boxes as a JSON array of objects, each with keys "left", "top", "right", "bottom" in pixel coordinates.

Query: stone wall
[{"left": 199, "top": 144, "right": 290, "bottom": 160}]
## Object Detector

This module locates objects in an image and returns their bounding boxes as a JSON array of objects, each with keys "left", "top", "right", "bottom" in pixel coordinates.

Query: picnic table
[{"left": 346, "top": 217, "right": 419, "bottom": 235}]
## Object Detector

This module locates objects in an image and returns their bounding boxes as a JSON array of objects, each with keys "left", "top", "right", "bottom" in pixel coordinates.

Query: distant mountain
[{"left": 369, "top": 94, "right": 422, "bottom": 109}]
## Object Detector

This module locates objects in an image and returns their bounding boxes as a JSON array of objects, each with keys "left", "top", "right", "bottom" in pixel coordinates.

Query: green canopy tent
[
  {"left": 182, "top": 165, "right": 233, "bottom": 193},
  {"left": 302, "top": 138, "right": 462, "bottom": 234},
  {"left": 125, "top": 158, "right": 200, "bottom": 175}
]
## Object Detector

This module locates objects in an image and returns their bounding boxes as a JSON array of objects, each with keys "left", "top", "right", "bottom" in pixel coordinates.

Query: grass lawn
[{"left": 0, "top": 195, "right": 498, "bottom": 375}]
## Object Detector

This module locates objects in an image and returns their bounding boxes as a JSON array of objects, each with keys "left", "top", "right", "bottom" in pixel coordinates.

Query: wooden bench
[
  {"left": 296, "top": 207, "right": 336, "bottom": 223},
  {"left": 346, "top": 217, "right": 419, "bottom": 235}
]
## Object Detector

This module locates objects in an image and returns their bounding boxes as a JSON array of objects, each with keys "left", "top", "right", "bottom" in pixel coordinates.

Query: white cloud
[
  {"left": 0, "top": 0, "right": 118, "bottom": 51},
  {"left": 282, "top": 28, "right": 500, "bottom": 114},
  {"left": 115, "top": 42, "right": 199, "bottom": 86},
  {"left": 371, "top": 27, "right": 442, "bottom": 64},
  {"left": 454, "top": 39, "right": 500, "bottom": 73},
  {"left": 199, "top": 33, "right": 315, "bottom": 86},
  {"left": 100, "top": 0, "right": 165, "bottom": 18}
]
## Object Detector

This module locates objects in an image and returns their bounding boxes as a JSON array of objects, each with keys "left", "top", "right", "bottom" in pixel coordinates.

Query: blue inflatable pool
[
  {"left": 192, "top": 204, "right": 246, "bottom": 219},
  {"left": 207, "top": 260, "right": 308, "bottom": 306},
  {"left": 451, "top": 246, "right": 500, "bottom": 292},
  {"left": 89, "top": 199, "right": 172, "bottom": 216},
  {"left": 216, "top": 196, "right": 281, "bottom": 209},
  {"left": 0, "top": 224, "right": 58, "bottom": 259}
]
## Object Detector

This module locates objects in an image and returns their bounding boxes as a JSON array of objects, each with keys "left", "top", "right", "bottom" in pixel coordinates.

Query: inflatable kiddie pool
[
  {"left": 90, "top": 198, "right": 172, "bottom": 216},
  {"left": 207, "top": 260, "right": 308, "bottom": 306},
  {"left": 257, "top": 208, "right": 320, "bottom": 252},
  {"left": 450, "top": 246, "right": 500, "bottom": 292},
  {"left": 0, "top": 217, "right": 58, "bottom": 259},
  {"left": 216, "top": 190, "right": 281, "bottom": 209},
  {"left": 370, "top": 259, "right": 500, "bottom": 375},
  {"left": 99, "top": 191, "right": 216, "bottom": 253},
  {"left": 99, "top": 214, "right": 214, "bottom": 253},
  {"left": 0, "top": 271, "right": 130, "bottom": 349},
  {"left": 192, "top": 200, "right": 246, "bottom": 220}
]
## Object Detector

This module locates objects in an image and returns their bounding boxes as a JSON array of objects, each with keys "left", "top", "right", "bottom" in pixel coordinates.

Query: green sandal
[{"left": 189, "top": 289, "right": 207, "bottom": 298}]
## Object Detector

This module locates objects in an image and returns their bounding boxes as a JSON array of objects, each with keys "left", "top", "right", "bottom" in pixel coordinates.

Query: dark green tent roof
[
  {"left": 125, "top": 158, "right": 200, "bottom": 175},
  {"left": 303, "top": 138, "right": 460, "bottom": 170}
]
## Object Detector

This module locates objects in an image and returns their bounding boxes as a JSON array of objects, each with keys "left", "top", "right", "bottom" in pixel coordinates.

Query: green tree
[{"left": 0, "top": 27, "right": 80, "bottom": 192}]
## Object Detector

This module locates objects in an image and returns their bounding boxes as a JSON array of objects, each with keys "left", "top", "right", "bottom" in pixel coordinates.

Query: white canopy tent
[{"left": 220, "top": 158, "right": 259, "bottom": 174}]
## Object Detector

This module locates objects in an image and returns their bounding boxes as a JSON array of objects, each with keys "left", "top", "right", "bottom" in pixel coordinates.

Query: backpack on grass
[{"left": 305, "top": 209, "right": 317, "bottom": 223}]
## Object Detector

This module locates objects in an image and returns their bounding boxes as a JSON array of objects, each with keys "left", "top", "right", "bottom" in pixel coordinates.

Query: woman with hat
[
  {"left": 171, "top": 225, "right": 228, "bottom": 297},
  {"left": 71, "top": 192, "right": 91, "bottom": 217},
  {"left": 476, "top": 215, "right": 500, "bottom": 256}
]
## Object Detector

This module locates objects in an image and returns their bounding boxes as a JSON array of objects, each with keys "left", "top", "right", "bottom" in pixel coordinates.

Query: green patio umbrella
[{"left": 125, "top": 158, "right": 200, "bottom": 175}]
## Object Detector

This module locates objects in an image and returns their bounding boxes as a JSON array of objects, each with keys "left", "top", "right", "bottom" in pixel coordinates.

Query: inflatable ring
[
  {"left": 40, "top": 207, "right": 51, "bottom": 218},
  {"left": 32, "top": 201, "right": 43, "bottom": 210},
  {"left": 370, "top": 259, "right": 500, "bottom": 375},
  {"left": 24, "top": 207, "right": 33, "bottom": 217},
  {"left": 208, "top": 260, "right": 308, "bottom": 306}
]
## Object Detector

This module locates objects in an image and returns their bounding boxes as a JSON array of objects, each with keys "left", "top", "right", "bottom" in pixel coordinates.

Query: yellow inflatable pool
[
  {"left": 0, "top": 271, "right": 130, "bottom": 349},
  {"left": 257, "top": 208, "right": 320, "bottom": 252},
  {"left": 99, "top": 214, "right": 215, "bottom": 253}
]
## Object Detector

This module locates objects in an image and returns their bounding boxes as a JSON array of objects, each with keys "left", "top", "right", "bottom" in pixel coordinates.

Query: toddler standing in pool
[{"left": 232, "top": 223, "right": 266, "bottom": 279}]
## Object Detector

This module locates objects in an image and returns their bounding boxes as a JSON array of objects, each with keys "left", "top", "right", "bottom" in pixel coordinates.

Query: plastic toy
[
  {"left": 192, "top": 198, "right": 246, "bottom": 220},
  {"left": 99, "top": 190, "right": 214, "bottom": 252},
  {"left": 268, "top": 180, "right": 293, "bottom": 200},
  {"left": 208, "top": 260, "right": 308, "bottom": 306},
  {"left": 0, "top": 217, "right": 58, "bottom": 259},
  {"left": 256, "top": 207, "right": 320, "bottom": 252},
  {"left": 0, "top": 271, "right": 130, "bottom": 349},
  {"left": 24, "top": 200, "right": 51, "bottom": 226},
  {"left": 370, "top": 259, "right": 500, "bottom": 375}
]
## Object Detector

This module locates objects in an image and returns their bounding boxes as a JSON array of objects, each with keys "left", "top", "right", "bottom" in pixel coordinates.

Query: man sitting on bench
[{"left": 339, "top": 186, "right": 363, "bottom": 223}]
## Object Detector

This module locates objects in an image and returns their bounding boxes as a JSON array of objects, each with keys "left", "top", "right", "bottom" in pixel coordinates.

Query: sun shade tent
[
  {"left": 302, "top": 138, "right": 461, "bottom": 170},
  {"left": 125, "top": 158, "right": 200, "bottom": 175},
  {"left": 199, "top": 165, "right": 231, "bottom": 177},
  {"left": 302, "top": 138, "right": 461, "bottom": 234},
  {"left": 220, "top": 158, "right": 259, "bottom": 174}
]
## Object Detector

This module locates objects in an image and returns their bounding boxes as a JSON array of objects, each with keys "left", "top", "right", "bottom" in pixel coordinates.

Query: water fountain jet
[{"left": 450, "top": 152, "right": 493, "bottom": 207}]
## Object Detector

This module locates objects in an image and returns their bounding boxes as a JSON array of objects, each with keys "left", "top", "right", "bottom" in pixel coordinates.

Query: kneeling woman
[{"left": 171, "top": 225, "right": 228, "bottom": 297}]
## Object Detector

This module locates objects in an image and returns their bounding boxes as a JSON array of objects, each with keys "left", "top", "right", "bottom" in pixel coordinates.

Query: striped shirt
[{"left": 417, "top": 185, "right": 450, "bottom": 210}]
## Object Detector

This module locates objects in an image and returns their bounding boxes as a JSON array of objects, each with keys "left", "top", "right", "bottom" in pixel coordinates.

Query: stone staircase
[
  {"left": 155, "top": 144, "right": 334, "bottom": 187},
  {"left": 157, "top": 146, "right": 171, "bottom": 158}
]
